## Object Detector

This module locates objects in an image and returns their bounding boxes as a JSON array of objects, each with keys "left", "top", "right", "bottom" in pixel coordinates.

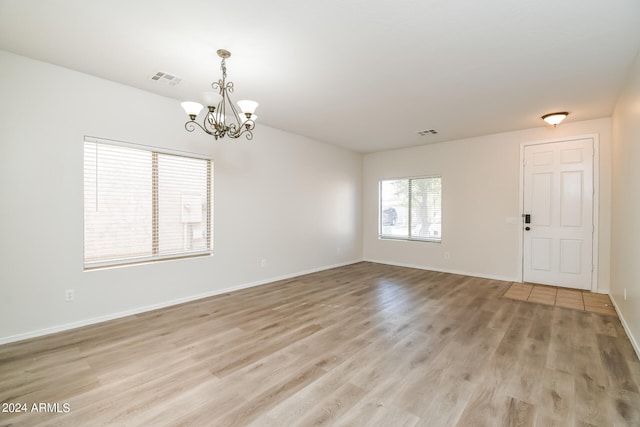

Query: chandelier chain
[{"left": 220, "top": 58, "right": 227, "bottom": 80}]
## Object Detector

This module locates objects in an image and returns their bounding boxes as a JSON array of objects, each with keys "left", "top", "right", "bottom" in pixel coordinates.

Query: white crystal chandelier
[{"left": 181, "top": 49, "right": 258, "bottom": 140}]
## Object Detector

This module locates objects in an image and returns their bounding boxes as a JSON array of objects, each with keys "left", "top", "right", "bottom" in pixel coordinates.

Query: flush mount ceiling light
[
  {"left": 181, "top": 49, "right": 258, "bottom": 140},
  {"left": 541, "top": 112, "right": 569, "bottom": 127}
]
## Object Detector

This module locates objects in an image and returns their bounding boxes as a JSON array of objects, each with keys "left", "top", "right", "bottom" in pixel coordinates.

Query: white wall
[
  {"left": 363, "top": 118, "right": 612, "bottom": 287},
  {"left": 0, "top": 50, "right": 363, "bottom": 343},
  {"left": 611, "top": 49, "right": 640, "bottom": 355}
]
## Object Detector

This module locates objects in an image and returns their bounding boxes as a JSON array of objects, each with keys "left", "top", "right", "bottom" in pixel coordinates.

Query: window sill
[
  {"left": 84, "top": 251, "right": 213, "bottom": 271},
  {"left": 378, "top": 236, "right": 441, "bottom": 243}
]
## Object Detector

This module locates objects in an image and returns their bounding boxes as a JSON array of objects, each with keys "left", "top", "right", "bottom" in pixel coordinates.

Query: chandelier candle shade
[{"left": 181, "top": 49, "right": 258, "bottom": 140}]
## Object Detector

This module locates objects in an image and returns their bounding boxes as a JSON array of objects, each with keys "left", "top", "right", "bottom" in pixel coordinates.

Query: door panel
[
  {"left": 560, "top": 171, "right": 583, "bottom": 226},
  {"left": 532, "top": 173, "right": 552, "bottom": 225},
  {"left": 531, "top": 238, "right": 552, "bottom": 271},
  {"left": 523, "top": 138, "right": 593, "bottom": 289}
]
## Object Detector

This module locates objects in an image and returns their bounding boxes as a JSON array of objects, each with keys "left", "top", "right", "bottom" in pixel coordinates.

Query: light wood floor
[{"left": 1, "top": 262, "right": 639, "bottom": 426}]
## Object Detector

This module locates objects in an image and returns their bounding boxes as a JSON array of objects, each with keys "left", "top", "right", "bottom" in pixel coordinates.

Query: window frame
[
  {"left": 378, "top": 175, "right": 442, "bottom": 243},
  {"left": 83, "top": 136, "right": 213, "bottom": 270}
]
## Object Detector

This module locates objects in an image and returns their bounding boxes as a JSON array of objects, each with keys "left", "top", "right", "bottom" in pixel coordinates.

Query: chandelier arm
[
  {"left": 230, "top": 127, "right": 254, "bottom": 141},
  {"left": 204, "top": 111, "right": 224, "bottom": 137},
  {"left": 228, "top": 103, "right": 244, "bottom": 128},
  {"left": 212, "top": 79, "right": 227, "bottom": 93},
  {"left": 241, "top": 120, "right": 256, "bottom": 133},
  {"left": 230, "top": 120, "right": 256, "bottom": 140},
  {"left": 243, "top": 129, "right": 255, "bottom": 141},
  {"left": 185, "top": 120, "right": 217, "bottom": 137},
  {"left": 221, "top": 81, "right": 246, "bottom": 130}
]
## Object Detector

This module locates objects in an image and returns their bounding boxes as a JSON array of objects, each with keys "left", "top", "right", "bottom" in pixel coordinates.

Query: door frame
[{"left": 518, "top": 134, "right": 600, "bottom": 292}]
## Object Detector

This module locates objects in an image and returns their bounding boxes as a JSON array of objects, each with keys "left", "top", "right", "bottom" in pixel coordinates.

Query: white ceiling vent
[
  {"left": 150, "top": 71, "right": 182, "bottom": 86},
  {"left": 417, "top": 129, "right": 438, "bottom": 136}
]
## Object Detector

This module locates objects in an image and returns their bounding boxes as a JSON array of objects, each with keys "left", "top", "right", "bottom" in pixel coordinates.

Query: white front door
[{"left": 522, "top": 138, "right": 594, "bottom": 289}]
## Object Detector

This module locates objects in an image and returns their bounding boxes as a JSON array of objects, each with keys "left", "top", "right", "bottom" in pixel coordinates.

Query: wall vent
[
  {"left": 150, "top": 71, "right": 182, "bottom": 86},
  {"left": 417, "top": 129, "right": 438, "bottom": 136}
]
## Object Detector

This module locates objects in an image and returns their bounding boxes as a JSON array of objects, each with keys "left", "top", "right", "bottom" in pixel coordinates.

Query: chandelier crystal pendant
[{"left": 181, "top": 49, "right": 258, "bottom": 140}]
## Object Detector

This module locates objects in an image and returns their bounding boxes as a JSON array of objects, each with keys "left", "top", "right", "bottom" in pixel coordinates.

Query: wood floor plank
[
  {"left": 546, "top": 309, "right": 577, "bottom": 374},
  {"left": 209, "top": 359, "right": 328, "bottom": 427},
  {"left": 573, "top": 342, "right": 611, "bottom": 427},
  {"left": 332, "top": 401, "right": 419, "bottom": 427},
  {"left": 410, "top": 361, "right": 480, "bottom": 426},
  {"left": 606, "top": 389, "right": 640, "bottom": 427},
  {"left": 1, "top": 262, "right": 639, "bottom": 426},
  {"left": 453, "top": 385, "right": 503, "bottom": 427},
  {"left": 597, "top": 334, "right": 640, "bottom": 393},
  {"left": 536, "top": 368, "right": 575, "bottom": 426}
]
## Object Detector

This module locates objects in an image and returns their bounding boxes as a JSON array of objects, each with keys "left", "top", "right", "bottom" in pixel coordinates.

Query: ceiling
[{"left": 1, "top": 0, "right": 639, "bottom": 153}]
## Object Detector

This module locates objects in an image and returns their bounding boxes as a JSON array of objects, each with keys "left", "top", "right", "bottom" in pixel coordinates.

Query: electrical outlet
[
  {"left": 337, "top": 247, "right": 342, "bottom": 255},
  {"left": 65, "top": 289, "right": 75, "bottom": 302},
  {"left": 261, "top": 259, "right": 268, "bottom": 268},
  {"left": 443, "top": 252, "right": 450, "bottom": 260},
  {"left": 624, "top": 288, "right": 627, "bottom": 301}
]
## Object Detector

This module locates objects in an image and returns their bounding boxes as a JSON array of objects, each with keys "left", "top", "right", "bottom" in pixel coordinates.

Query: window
[
  {"left": 379, "top": 176, "right": 442, "bottom": 242},
  {"left": 83, "top": 137, "right": 212, "bottom": 269}
]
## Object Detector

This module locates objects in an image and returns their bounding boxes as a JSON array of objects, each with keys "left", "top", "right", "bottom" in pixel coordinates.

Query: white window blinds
[{"left": 83, "top": 137, "right": 212, "bottom": 269}]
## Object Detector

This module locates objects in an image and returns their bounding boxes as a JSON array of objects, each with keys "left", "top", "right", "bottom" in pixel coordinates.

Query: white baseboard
[
  {"left": 609, "top": 294, "right": 640, "bottom": 361},
  {"left": 363, "top": 258, "right": 518, "bottom": 283},
  {"left": 0, "top": 259, "right": 363, "bottom": 346}
]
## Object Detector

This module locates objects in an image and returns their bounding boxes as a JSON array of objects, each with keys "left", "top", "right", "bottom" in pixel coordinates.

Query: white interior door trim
[{"left": 518, "top": 134, "right": 600, "bottom": 292}]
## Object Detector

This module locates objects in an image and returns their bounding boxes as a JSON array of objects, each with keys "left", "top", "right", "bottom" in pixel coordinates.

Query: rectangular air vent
[
  {"left": 417, "top": 129, "right": 438, "bottom": 136},
  {"left": 150, "top": 71, "right": 182, "bottom": 86}
]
